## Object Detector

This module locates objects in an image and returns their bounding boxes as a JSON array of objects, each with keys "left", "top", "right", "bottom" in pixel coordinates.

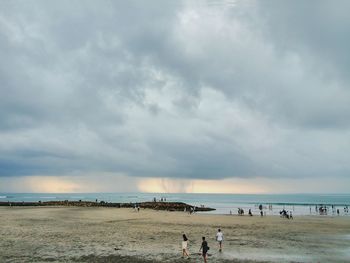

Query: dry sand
[{"left": 0, "top": 206, "right": 349, "bottom": 262}]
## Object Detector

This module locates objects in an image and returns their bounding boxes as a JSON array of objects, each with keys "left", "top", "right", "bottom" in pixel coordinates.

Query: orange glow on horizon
[
  {"left": 23, "top": 176, "right": 80, "bottom": 193},
  {"left": 3, "top": 175, "right": 268, "bottom": 194}
]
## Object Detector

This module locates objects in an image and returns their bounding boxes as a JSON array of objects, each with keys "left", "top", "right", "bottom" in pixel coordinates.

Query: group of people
[
  {"left": 236, "top": 208, "right": 262, "bottom": 216},
  {"left": 312, "top": 205, "right": 350, "bottom": 216},
  {"left": 237, "top": 208, "right": 245, "bottom": 215},
  {"left": 279, "top": 209, "right": 293, "bottom": 219},
  {"left": 333, "top": 205, "right": 348, "bottom": 215},
  {"left": 181, "top": 229, "right": 224, "bottom": 262},
  {"left": 133, "top": 204, "right": 140, "bottom": 212},
  {"left": 318, "top": 206, "right": 328, "bottom": 215},
  {"left": 153, "top": 197, "right": 167, "bottom": 202},
  {"left": 184, "top": 206, "right": 196, "bottom": 214}
]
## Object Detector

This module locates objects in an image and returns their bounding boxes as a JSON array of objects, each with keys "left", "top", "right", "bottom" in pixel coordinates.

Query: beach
[{"left": 1, "top": 207, "right": 349, "bottom": 262}]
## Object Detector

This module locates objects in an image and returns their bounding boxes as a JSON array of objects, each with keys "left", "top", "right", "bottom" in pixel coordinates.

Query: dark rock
[{"left": 0, "top": 200, "right": 215, "bottom": 212}]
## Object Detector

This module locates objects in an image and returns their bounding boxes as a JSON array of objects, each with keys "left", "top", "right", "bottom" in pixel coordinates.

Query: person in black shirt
[{"left": 199, "top": 236, "right": 209, "bottom": 262}]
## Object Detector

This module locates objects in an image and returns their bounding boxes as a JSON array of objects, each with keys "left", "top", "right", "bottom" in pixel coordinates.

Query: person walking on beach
[
  {"left": 199, "top": 236, "right": 209, "bottom": 263},
  {"left": 216, "top": 229, "right": 223, "bottom": 252},
  {"left": 182, "top": 234, "right": 190, "bottom": 258}
]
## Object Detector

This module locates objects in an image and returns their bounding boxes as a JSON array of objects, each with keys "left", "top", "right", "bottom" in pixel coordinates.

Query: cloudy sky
[{"left": 1, "top": 0, "right": 350, "bottom": 193}]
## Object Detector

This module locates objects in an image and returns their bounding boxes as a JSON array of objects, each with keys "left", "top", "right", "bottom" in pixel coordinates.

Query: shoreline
[
  {"left": 2, "top": 200, "right": 350, "bottom": 218},
  {"left": 1, "top": 193, "right": 349, "bottom": 217}
]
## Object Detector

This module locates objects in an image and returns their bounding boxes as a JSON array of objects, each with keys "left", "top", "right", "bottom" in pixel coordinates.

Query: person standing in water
[
  {"left": 182, "top": 234, "right": 190, "bottom": 258},
  {"left": 199, "top": 236, "right": 209, "bottom": 263},
  {"left": 216, "top": 229, "right": 223, "bottom": 252}
]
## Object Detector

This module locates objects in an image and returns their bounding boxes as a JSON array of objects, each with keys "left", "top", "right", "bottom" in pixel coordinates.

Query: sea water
[{"left": 1, "top": 193, "right": 349, "bottom": 216}]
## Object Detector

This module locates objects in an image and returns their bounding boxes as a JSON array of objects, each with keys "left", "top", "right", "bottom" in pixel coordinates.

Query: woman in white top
[
  {"left": 216, "top": 228, "right": 223, "bottom": 252},
  {"left": 182, "top": 234, "right": 190, "bottom": 258}
]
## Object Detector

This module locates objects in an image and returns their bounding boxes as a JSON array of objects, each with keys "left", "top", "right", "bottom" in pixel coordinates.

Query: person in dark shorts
[{"left": 199, "top": 236, "right": 209, "bottom": 262}]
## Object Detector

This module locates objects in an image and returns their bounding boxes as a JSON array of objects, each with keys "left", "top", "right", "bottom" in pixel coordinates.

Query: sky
[{"left": 0, "top": 0, "right": 350, "bottom": 193}]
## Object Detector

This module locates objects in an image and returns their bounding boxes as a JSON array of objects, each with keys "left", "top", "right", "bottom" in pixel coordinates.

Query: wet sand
[{"left": 1, "top": 206, "right": 349, "bottom": 262}]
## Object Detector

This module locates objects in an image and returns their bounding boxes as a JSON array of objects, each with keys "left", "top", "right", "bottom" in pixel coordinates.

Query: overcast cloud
[{"left": 0, "top": 0, "right": 349, "bottom": 191}]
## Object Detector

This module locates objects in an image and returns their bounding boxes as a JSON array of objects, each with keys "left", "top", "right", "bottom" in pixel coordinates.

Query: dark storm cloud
[
  {"left": 0, "top": 0, "right": 349, "bottom": 180},
  {"left": 254, "top": 0, "right": 350, "bottom": 128}
]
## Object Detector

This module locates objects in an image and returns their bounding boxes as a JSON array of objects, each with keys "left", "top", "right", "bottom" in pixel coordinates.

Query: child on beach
[
  {"left": 216, "top": 229, "right": 223, "bottom": 252},
  {"left": 182, "top": 234, "right": 190, "bottom": 258},
  {"left": 199, "top": 236, "right": 209, "bottom": 263}
]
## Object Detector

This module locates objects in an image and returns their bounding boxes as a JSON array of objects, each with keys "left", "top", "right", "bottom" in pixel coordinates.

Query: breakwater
[{"left": 0, "top": 200, "right": 215, "bottom": 212}]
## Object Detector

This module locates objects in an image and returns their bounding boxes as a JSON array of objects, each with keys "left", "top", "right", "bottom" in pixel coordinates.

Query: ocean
[{"left": 1, "top": 193, "right": 349, "bottom": 216}]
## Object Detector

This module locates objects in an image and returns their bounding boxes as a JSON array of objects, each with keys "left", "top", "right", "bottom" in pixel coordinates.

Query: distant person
[
  {"left": 199, "top": 236, "right": 209, "bottom": 263},
  {"left": 289, "top": 211, "right": 293, "bottom": 219},
  {"left": 192, "top": 206, "right": 197, "bottom": 214},
  {"left": 182, "top": 234, "right": 190, "bottom": 258},
  {"left": 337, "top": 209, "right": 340, "bottom": 215},
  {"left": 260, "top": 210, "right": 263, "bottom": 217},
  {"left": 216, "top": 229, "right": 223, "bottom": 252},
  {"left": 248, "top": 209, "right": 253, "bottom": 216}
]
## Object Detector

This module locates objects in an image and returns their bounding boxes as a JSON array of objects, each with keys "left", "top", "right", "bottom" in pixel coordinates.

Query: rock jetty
[{"left": 0, "top": 200, "right": 215, "bottom": 212}]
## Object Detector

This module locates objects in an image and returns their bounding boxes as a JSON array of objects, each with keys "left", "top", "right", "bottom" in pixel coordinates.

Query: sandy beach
[{"left": 1, "top": 207, "right": 349, "bottom": 263}]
